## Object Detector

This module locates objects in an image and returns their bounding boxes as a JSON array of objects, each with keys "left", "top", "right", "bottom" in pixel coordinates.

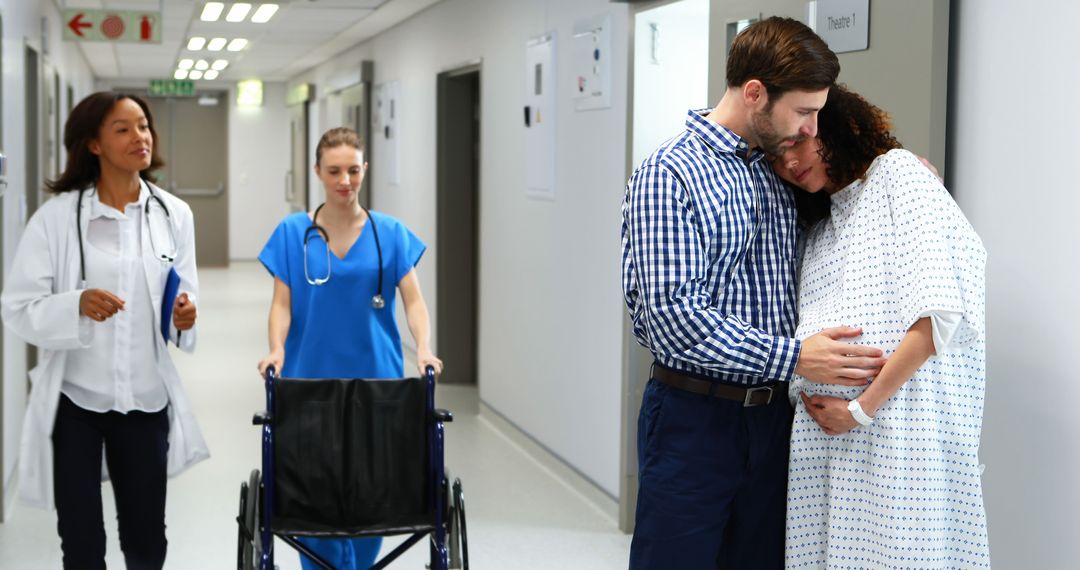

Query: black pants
[
  {"left": 630, "top": 378, "right": 794, "bottom": 570},
  {"left": 52, "top": 394, "right": 170, "bottom": 570}
]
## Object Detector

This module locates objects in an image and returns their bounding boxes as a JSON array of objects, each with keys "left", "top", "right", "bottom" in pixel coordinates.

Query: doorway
[
  {"left": 621, "top": 0, "right": 711, "bottom": 532},
  {"left": 286, "top": 85, "right": 313, "bottom": 214},
  {"left": 435, "top": 66, "right": 480, "bottom": 386},
  {"left": 341, "top": 80, "right": 373, "bottom": 208},
  {"left": 147, "top": 93, "right": 230, "bottom": 267}
]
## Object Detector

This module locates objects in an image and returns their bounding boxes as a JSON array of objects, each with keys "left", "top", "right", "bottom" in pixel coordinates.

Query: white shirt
[{"left": 62, "top": 187, "right": 168, "bottom": 413}]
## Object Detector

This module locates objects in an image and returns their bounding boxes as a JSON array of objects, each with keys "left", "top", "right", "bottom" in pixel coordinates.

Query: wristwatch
[{"left": 847, "top": 399, "right": 874, "bottom": 426}]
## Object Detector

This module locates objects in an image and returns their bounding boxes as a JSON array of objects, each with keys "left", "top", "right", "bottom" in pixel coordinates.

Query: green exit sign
[{"left": 149, "top": 79, "right": 195, "bottom": 97}]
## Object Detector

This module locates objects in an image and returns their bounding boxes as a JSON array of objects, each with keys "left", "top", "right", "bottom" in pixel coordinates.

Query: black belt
[{"left": 652, "top": 364, "right": 779, "bottom": 407}]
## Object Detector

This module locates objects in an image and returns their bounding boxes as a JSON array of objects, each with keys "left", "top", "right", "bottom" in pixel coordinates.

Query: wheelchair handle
[
  {"left": 265, "top": 365, "right": 277, "bottom": 381},
  {"left": 425, "top": 365, "right": 436, "bottom": 382}
]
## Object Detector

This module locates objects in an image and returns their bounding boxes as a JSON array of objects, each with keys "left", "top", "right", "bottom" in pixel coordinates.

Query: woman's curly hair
[{"left": 794, "top": 83, "right": 902, "bottom": 228}]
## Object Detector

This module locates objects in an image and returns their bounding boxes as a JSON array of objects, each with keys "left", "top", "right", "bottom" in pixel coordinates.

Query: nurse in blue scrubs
[{"left": 256, "top": 127, "right": 443, "bottom": 570}]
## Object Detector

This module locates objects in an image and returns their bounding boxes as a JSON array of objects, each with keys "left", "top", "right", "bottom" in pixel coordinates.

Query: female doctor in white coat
[{"left": 0, "top": 92, "right": 208, "bottom": 569}]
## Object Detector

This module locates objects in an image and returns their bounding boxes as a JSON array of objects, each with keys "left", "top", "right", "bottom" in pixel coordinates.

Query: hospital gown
[{"left": 786, "top": 149, "right": 990, "bottom": 569}]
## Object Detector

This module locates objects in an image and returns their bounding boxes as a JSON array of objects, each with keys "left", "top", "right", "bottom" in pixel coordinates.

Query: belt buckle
[{"left": 743, "top": 385, "right": 774, "bottom": 407}]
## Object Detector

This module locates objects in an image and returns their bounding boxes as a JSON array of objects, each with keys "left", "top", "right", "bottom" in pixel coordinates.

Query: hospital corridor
[{"left": 0, "top": 0, "right": 1077, "bottom": 569}]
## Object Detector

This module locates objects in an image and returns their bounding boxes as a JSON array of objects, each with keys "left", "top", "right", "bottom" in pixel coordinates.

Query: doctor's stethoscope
[
  {"left": 75, "top": 181, "right": 178, "bottom": 287},
  {"left": 303, "top": 203, "right": 386, "bottom": 309}
]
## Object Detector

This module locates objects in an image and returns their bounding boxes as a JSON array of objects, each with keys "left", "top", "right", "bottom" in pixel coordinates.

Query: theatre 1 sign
[{"left": 63, "top": 9, "right": 162, "bottom": 44}]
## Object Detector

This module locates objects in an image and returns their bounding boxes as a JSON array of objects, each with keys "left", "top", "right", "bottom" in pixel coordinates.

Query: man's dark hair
[{"left": 726, "top": 16, "right": 840, "bottom": 98}]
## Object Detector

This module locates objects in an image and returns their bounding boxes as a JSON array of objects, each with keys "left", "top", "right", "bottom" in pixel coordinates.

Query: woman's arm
[
  {"left": 257, "top": 277, "right": 291, "bottom": 377},
  {"left": 802, "top": 317, "right": 935, "bottom": 435},
  {"left": 398, "top": 268, "right": 443, "bottom": 376}
]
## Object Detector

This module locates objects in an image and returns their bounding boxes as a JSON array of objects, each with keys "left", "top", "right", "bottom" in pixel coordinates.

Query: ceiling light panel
[
  {"left": 226, "top": 3, "right": 252, "bottom": 23},
  {"left": 195, "top": 59, "right": 210, "bottom": 70},
  {"left": 187, "top": 37, "right": 207, "bottom": 50},
  {"left": 251, "top": 4, "right": 279, "bottom": 23},
  {"left": 204, "top": 70, "right": 220, "bottom": 80},
  {"left": 189, "top": 70, "right": 204, "bottom": 80},
  {"left": 200, "top": 2, "right": 225, "bottom": 22},
  {"left": 212, "top": 59, "right": 229, "bottom": 71},
  {"left": 227, "top": 38, "right": 248, "bottom": 52},
  {"left": 207, "top": 37, "right": 227, "bottom": 51},
  {"left": 178, "top": 59, "right": 194, "bottom": 70},
  {"left": 174, "top": 69, "right": 189, "bottom": 80}
]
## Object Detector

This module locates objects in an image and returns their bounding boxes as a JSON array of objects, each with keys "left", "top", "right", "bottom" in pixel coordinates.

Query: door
[
  {"left": 287, "top": 102, "right": 309, "bottom": 213},
  {"left": 436, "top": 66, "right": 481, "bottom": 386},
  {"left": 622, "top": 0, "right": 711, "bottom": 532},
  {"left": 147, "top": 93, "right": 230, "bottom": 267},
  {"left": 340, "top": 82, "right": 372, "bottom": 208}
]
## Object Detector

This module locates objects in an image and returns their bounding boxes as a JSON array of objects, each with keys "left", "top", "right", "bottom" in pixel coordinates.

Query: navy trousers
[
  {"left": 630, "top": 377, "right": 793, "bottom": 570},
  {"left": 52, "top": 394, "right": 170, "bottom": 570}
]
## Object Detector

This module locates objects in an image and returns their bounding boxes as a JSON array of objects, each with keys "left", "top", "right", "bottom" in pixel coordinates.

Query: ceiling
[{"left": 56, "top": 0, "right": 443, "bottom": 82}]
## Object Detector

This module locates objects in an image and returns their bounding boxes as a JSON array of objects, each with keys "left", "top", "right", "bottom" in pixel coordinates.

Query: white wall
[
  {"left": 289, "top": 0, "right": 631, "bottom": 496},
  {"left": 228, "top": 81, "right": 290, "bottom": 260},
  {"left": 949, "top": 1, "right": 1080, "bottom": 566},
  {"left": 1, "top": 0, "right": 97, "bottom": 510}
]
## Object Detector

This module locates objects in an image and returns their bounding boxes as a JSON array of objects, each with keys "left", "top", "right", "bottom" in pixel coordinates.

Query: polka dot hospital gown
[{"left": 786, "top": 149, "right": 990, "bottom": 568}]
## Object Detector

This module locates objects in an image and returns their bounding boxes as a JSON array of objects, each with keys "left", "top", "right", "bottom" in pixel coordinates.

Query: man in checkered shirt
[{"left": 621, "top": 17, "right": 887, "bottom": 569}]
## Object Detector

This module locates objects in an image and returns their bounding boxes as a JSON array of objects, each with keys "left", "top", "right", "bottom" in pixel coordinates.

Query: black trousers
[
  {"left": 630, "top": 378, "right": 794, "bottom": 570},
  {"left": 52, "top": 394, "right": 170, "bottom": 570}
]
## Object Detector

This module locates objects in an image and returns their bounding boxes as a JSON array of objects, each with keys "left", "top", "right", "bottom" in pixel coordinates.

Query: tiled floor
[{"left": 0, "top": 262, "right": 630, "bottom": 569}]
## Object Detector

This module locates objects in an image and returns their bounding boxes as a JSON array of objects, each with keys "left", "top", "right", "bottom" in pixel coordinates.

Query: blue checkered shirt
[{"left": 621, "top": 109, "right": 801, "bottom": 385}]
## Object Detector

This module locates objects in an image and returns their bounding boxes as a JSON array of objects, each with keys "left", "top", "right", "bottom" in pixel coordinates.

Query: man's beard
[{"left": 751, "top": 108, "right": 801, "bottom": 157}]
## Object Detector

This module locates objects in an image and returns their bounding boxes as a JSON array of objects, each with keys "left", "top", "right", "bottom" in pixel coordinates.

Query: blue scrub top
[{"left": 258, "top": 211, "right": 426, "bottom": 379}]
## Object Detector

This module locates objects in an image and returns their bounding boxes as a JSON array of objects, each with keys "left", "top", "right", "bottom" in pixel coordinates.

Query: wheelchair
[{"left": 236, "top": 367, "right": 468, "bottom": 570}]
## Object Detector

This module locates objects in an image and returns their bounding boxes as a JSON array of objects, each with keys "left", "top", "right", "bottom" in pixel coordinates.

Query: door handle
[{"left": 174, "top": 182, "right": 225, "bottom": 197}]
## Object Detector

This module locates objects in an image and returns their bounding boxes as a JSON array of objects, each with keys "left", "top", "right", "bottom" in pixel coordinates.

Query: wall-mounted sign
[
  {"left": 62, "top": 9, "right": 162, "bottom": 44},
  {"left": 149, "top": 79, "right": 195, "bottom": 98},
  {"left": 810, "top": 0, "right": 870, "bottom": 54},
  {"left": 237, "top": 80, "right": 264, "bottom": 107},
  {"left": 572, "top": 14, "right": 612, "bottom": 111}
]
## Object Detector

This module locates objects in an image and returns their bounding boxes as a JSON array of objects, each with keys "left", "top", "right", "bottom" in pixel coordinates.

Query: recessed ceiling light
[
  {"left": 211, "top": 59, "right": 229, "bottom": 71},
  {"left": 187, "top": 37, "right": 206, "bottom": 51},
  {"left": 174, "top": 69, "right": 189, "bottom": 80},
  {"left": 178, "top": 59, "right": 194, "bottom": 70},
  {"left": 200, "top": 2, "right": 224, "bottom": 22},
  {"left": 207, "top": 37, "right": 227, "bottom": 51},
  {"left": 195, "top": 59, "right": 210, "bottom": 71},
  {"left": 204, "top": 70, "right": 220, "bottom": 81},
  {"left": 226, "top": 3, "right": 252, "bottom": 23},
  {"left": 227, "top": 38, "right": 248, "bottom": 52},
  {"left": 189, "top": 70, "right": 204, "bottom": 80},
  {"left": 251, "top": 4, "right": 279, "bottom": 23}
]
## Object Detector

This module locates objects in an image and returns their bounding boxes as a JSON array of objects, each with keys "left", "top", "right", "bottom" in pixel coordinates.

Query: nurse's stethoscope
[
  {"left": 75, "top": 180, "right": 178, "bottom": 287},
  {"left": 303, "top": 203, "right": 386, "bottom": 309}
]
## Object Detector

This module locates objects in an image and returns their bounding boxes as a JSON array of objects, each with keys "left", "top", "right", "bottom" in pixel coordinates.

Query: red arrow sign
[{"left": 68, "top": 13, "right": 92, "bottom": 37}]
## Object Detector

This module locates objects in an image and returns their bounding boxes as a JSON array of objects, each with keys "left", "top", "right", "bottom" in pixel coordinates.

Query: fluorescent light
[
  {"left": 251, "top": 4, "right": 279, "bottom": 23},
  {"left": 178, "top": 59, "right": 194, "bottom": 70},
  {"left": 195, "top": 59, "right": 210, "bottom": 70},
  {"left": 200, "top": 2, "right": 224, "bottom": 22},
  {"left": 237, "top": 79, "right": 264, "bottom": 106},
  {"left": 204, "top": 70, "right": 220, "bottom": 80},
  {"left": 227, "top": 38, "right": 248, "bottom": 52},
  {"left": 189, "top": 70, "right": 204, "bottom": 80},
  {"left": 226, "top": 3, "right": 252, "bottom": 22},
  {"left": 211, "top": 59, "right": 229, "bottom": 71},
  {"left": 207, "top": 37, "right": 227, "bottom": 51},
  {"left": 187, "top": 37, "right": 206, "bottom": 50},
  {"left": 174, "top": 69, "right": 189, "bottom": 80}
]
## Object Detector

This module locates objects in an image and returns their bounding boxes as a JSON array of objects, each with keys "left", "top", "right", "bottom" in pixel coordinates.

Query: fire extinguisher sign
[{"left": 62, "top": 9, "right": 162, "bottom": 44}]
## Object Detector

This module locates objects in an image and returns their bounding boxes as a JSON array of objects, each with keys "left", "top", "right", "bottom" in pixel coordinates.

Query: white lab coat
[{"left": 0, "top": 181, "right": 209, "bottom": 510}]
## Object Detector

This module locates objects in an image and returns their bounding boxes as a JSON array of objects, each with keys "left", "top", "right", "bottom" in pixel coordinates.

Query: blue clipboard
[{"left": 161, "top": 267, "right": 181, "bottom": 343}]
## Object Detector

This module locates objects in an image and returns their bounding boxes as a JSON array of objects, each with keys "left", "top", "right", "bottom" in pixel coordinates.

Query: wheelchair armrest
[
  {"left": 252, "top": 411, "right": 272, "bottom": 425},
  {"left": 434, "top": 408, "right": 453, "bottom": 423}
]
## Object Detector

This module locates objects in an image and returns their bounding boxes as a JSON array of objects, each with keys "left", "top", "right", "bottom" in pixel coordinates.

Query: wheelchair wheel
[
  {"left": 448, "top": 478, "right": 468, "bottom": 570},
  {"left": 236, "top": 469, "right": 262, "bottom": 570}
]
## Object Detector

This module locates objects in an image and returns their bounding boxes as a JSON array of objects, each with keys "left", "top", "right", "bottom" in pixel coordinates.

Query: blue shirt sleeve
[
  {"left": 258, "top": 218, "right": 292, "bottom": 284},
  {"left": 392, "top": 218, "right": 426, "bottom": 285}
]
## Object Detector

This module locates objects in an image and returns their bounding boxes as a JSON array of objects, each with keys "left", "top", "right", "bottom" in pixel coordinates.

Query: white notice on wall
[
  {"left": 813, "top": 0, "right": 870, "bottom": 54},
  {"left": 572, "top": 14, "right": 612, "bottom": 111},
  {"left": 525, "top": 33, "right": 556, "bottom": 199},
  {"left": 375, "top": 80, "right": 401, "bottom": 186}
]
